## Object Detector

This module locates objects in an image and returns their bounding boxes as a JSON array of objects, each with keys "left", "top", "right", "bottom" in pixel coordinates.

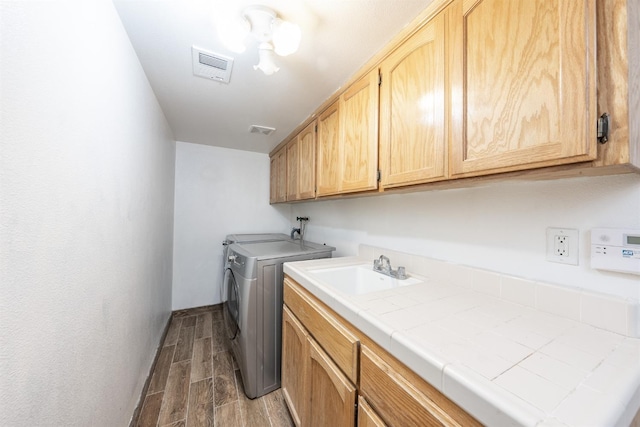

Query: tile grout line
[
  {"left": 233, "top": 360, "right": 245, "bottom": 427},
  {"left": 154, "top": 338, "right": 178, "bottom": 427},
  {"left": 262, "top": 397, "right": 274, "bottom": 427},
  {"left": 181, "top": 324, "right": 200, "bottom": 427},
  {"left": 208, "top": 326, "right": 215, "bottom": 426}
]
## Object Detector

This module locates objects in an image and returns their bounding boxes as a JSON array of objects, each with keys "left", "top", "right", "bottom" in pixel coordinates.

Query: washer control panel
[{"left": 591, "top": 228, "right": 640, "bottom": 275}]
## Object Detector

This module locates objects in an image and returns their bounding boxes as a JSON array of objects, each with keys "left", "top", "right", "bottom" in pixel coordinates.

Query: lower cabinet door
[
  {"left": 357, "top": 395, "right": 386, "bottom": 427},
  {"left": 281, "top": 306, "right": 308, "bottom": 426},
  {"left": 360, "top": 345, "right": 480, "bottom": 427},
  {"left": 308, "top": 338, "right": 357, "bottom": 427}
]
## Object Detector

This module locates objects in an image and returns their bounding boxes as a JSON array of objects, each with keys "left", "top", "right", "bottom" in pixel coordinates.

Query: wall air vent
[
  {"left": 192, "top": 46, "right": 233, "bottom": 84},
  {"left": 249, "top": 125, "right": 276, "bottom": 136}
]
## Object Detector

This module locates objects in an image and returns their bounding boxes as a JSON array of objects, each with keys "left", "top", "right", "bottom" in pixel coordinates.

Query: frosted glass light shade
[
  {"left": 272, "top": 19, "right": 301, "bottom": 56},
  {"left": 218, "top": 6, "right": 301, "bottom": 75},
  {"left": 254, "top": 43, "right": 280, "bottom": 75},
  {"left": 218, "top": 16, "right": 249, "bottom": 53}
]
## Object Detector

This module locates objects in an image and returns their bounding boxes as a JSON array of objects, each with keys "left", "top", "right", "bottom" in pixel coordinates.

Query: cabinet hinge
[
  {"left": 378, "top": 73, "right": 382, "bottom": 86},
  {"left": 315, "top": 124, "right": 318, "bottom": 133},
  {"left": 597, "top": 113, "right": 610, "bottom": 144},
  {"left": 376, "top": 170, "right": 381, "bottom": 182}
]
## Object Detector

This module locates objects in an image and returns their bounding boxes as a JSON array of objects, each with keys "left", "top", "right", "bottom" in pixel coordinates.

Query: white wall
[
  {"left": 0, "top": 2, "right": 175, "bottom": 426},
  {"left": 291, "top": 174, "right": 640, "bottom": 300},
  {"left": 172, "top": 141, "right": 290, "bottom": 310}
]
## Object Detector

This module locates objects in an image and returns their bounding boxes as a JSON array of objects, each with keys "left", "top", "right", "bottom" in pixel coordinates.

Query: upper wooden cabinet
[
  {"left": 317, "top": 100, "right": 341, "bottom": 196},
  {"left": 448, "top": 0, "right": 597, "bottom": 177},
  {"left": 269, "top": 155, "right": 277, "bottom": 204},
  {"left": 317, "top": 69, "right": 379, "bottom": 197},
  {"left": 270, "top": 0, "right": 637, "bottom": 202},
  {"left": 298, "top": 121, "right": 317, "bottom": 199},
  {"left": 286, "top": 138, "right": 299, "bottom": 201},
  {"left": 286, "top": 121, "right": 317, "bottom": 201},
  {"left": 340, "top": 69, "right": 379, "bottom": 193},
  {"left": 379, "top": 10, "right": 447, "bottom": 188},
  {"left": 270, "top": 147, "right": 287, "bottom": 204}
]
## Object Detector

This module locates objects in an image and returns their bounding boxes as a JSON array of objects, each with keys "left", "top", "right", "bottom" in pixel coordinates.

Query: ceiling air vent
[
  {"left": 249, "top": 125, "right": 276, "bottom": 136},
  {"left": 192, "top": 46, "right": 233, "bottom": 84}
]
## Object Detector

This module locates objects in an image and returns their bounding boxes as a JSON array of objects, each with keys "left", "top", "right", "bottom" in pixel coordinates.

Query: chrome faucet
[
  {"left": 373, "top": 255, "right": 408, "bottom": 280},
  {"left": 375, "top": 255, "right": 391, "bottom": 273}
]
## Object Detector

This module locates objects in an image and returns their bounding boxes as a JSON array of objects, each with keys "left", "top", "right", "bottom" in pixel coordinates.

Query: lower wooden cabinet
[
  {"left": 357, "top": 396, "right": 386, "bottom": 427},
  {"left": 282, "top": 303, "right": 357, "bottom": 427},
  {"left": 282, "top": 275, "right": 480, "bottom": 427},
  {"left": 281, "top": 306, "right": 308, "bottom": 426},
  {"left": 283, "top": 277, "right": 359, "bottom": 383},
  {"left": 360, "top": 345, "right": 480, "bottom": 427},
  {"left": 308, "top": 338, "right": 357, "bottom": 426}
]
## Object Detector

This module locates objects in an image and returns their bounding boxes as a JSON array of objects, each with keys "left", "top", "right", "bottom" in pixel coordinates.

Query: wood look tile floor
[{"left": 135, "top": 305, "right": 294, "bottom": 427}]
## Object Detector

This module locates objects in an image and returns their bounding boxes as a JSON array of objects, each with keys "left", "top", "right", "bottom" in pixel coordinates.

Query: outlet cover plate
[{"left": 546, "top": 228, "right": 579, "bottom": 265}]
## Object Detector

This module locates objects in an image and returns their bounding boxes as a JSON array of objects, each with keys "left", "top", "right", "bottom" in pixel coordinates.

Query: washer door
[{"left": 223, "top": 267, "right": 240, "bottom": 340}]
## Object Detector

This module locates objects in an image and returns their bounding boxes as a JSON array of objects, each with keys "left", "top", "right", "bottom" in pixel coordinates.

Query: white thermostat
[{"left": 591, "top": 228, "right": 640, "bottom": 275}]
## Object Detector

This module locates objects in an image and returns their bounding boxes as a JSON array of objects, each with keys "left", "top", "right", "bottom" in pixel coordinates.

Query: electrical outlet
[
  {"left": 555, "top": 235, "right": 568, "bottom": 257},
  {"left": 546, "top": 228, "right": 579, "bottom": 265}
]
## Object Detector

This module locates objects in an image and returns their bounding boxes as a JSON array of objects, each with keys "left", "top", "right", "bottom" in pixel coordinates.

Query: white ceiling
[{"left": 113, "top": 0, "right": 433, "bottom": 154}]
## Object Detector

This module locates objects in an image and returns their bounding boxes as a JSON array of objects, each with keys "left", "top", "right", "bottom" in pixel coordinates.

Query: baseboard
[
  {"left": 172, "top": 304, "right": 217, "bottom": 318},
  {"left": 128, "top": 313, "right": 173, "bottom": 427}
]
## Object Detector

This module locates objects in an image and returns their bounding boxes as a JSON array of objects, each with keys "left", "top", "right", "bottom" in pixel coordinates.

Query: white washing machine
[{"left": 223, "top": 239, "right": 335, "bottom": 398}]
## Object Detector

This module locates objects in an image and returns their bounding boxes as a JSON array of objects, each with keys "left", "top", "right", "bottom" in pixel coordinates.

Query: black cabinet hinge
[
  {"left": 597, "top": 113, "right": 610, "bottom": 144},
  {"left": 378, "top": 73, "right": 382, "bottom": 86},
  {"left": 376, "top": 170, "right": 381, "bottom": 182}
]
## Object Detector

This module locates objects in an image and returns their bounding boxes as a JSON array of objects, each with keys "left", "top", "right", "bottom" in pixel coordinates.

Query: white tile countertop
[{"left": 283, "top": 252, "right": 640, "bottom": 427}]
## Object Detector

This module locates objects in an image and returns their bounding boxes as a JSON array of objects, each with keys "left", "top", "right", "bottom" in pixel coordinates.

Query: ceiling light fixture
[{"left": 218, "top": 5, "right": 301, "bottom": 76}]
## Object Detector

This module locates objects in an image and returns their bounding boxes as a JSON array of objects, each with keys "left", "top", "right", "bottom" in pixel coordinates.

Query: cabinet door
[
  {"left": 357, "top": 396, "right": 386, "bottom": 427},
  {"left": 298, "top": 121, "right": 316, "bottom": 200},
  {"left": 308, "top": 338, "right": 357, "bottom": 427},
  {"left": 284, "top": 277, "right": 359, "bottom": 383},
  {"left": 286, "top": 139, "right": 299, "bottom": 201},
  {"left": 379, "top": 12, "right": 446, "bottom": 188},
  {"left": 449, "top": 0, "right": 597, "bottom": 177},
  {"left": 281, "top": 306, "right": 308, "bottom": 427},
  {"left": 276, "top": 148, "right": 287, "bottom": 203},
  {"left": 340, "top": 70, "right": 379, "bottom": 193},
  {"left": 360, "top": 345, "right": 480, "bottom": 426},
  {"left": 270, "top": 148, "right": 287, "bottom": 204},
  {"left": 269, "top": 155, "right": 278, "bottom": 204},
  {"left": 317, "top": 100, "right": 341, "bottom": 196}
]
